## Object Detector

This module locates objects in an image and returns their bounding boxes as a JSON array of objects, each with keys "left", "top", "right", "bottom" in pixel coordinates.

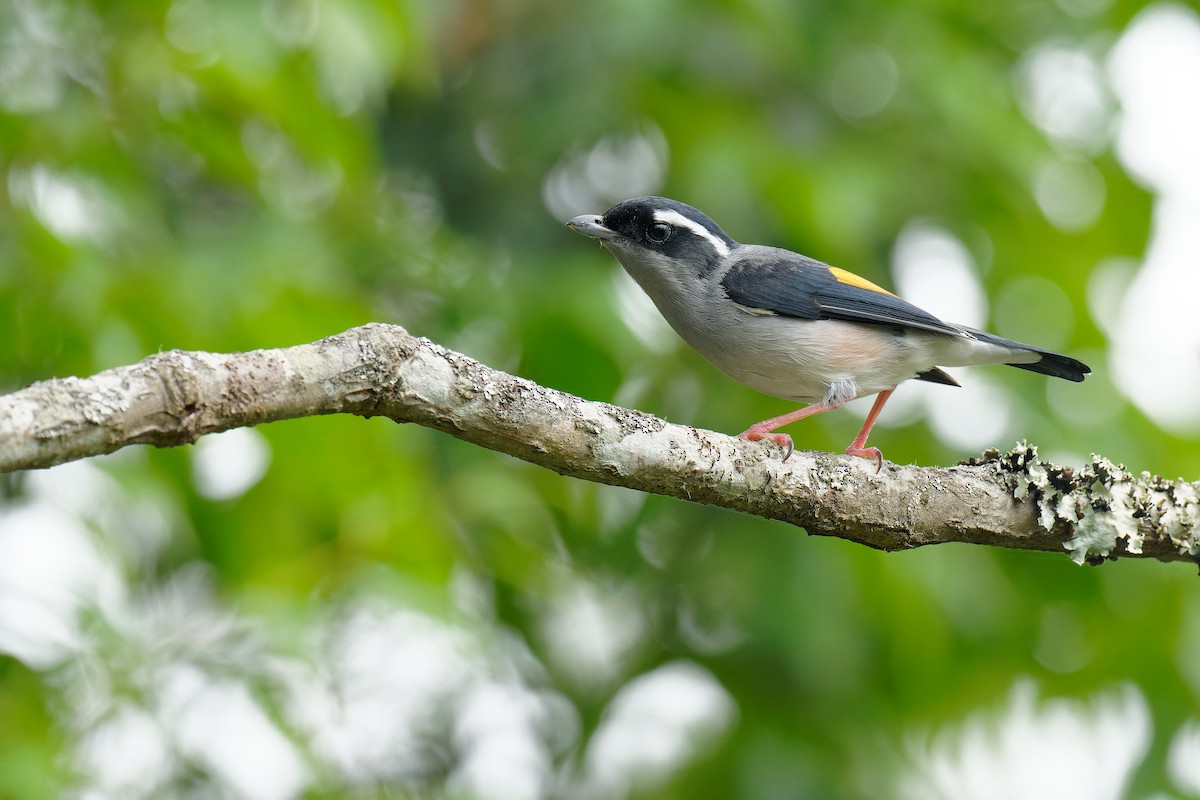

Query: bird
[{"left": 566, "top": 196, "right": 1090, "bottom": 469}]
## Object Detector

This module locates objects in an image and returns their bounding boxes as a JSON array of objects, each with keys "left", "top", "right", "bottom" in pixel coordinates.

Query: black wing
[{"left": 721, "top": 252, "right": 964, "bottom": 337}]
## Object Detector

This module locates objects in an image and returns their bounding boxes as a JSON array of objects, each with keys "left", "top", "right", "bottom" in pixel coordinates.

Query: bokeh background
[{"left": 2, "top": 0, "right": 1199, "bottom": 797}]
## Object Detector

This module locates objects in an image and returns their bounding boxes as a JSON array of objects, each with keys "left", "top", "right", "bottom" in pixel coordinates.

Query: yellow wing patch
[{"left": 829, "top": 266, "right": 897, "bottom": 297}]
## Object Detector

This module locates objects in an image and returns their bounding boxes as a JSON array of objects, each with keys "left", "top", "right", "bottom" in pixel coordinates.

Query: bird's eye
[{"left": 646, "top": 222, "right": 672, "bottom": 243}]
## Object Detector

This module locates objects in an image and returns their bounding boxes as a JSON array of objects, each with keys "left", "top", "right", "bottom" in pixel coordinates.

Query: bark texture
[{"left": 1, "top": 323, "right": 1196, "bottom": 565}]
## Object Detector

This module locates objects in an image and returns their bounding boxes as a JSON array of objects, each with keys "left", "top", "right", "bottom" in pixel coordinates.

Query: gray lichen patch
[
  {"left": 989, "top": 443, "right": 1200, "bottom": 564},
  {"left": 812, "top": 460, "right": 854, "bottom": 492}
]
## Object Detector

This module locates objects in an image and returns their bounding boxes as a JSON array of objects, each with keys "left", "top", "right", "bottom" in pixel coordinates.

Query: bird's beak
[{"left": 567, "top": 214, "right": 619, "bottom": 241}]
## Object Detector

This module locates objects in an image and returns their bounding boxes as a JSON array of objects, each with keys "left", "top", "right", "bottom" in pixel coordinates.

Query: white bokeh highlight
[
  {"left": 0, "top": 0, "right": 97, "bottom": 113},
  {"left": 1107, "top": 3, "right": 1200, "bottom": 432},
  {"left": 0, "top": 461, "right": 124, "bottom": 668},
  {"left": 585, "top": 661, "right": 735, "bottom": 798},
  {"left": 1086, "top": 257, "right": 1137, "bottom": 339},
  {"left": 923, "top": 373, "right": 1012, "bottom": 451},
  {"left": 1034, "top": 157, "right": 1106, "bottom": 232},
  {"left": 831, "top": 46, "right": 900, "bottom": 120},
  {"left": 8, "top": 165, "right": 115, "bottom": 242},
  {"left": 543, "top": 127, "right": 669, "bottom": 222},
  {"left": 1016, "top": 44, "right": 1112, "bottom": 155},
  {"left": 286, "top": 606, "right": 479, "bottom": 781},
  {"left": 159, "top": 665, "right": 310, "bottom": 800},
  {"left": 0, "top": 503, "right": 109, "bottom": 667},
  {"left": 191, "top": 427, "right": 272, "bottom": 501},
  {"left": 538, "top": 577, "right": 646, "bottom": 692},
  {"left": 892, "top": 222, "right": 987, "bottom": 329},
  {"left": 450, "top": 683, "right": 568, "bottom": 800},
  {"left": 1168, "top": 720, "right": 1200, "bottom": 796},
  {"left": 994, "top": 275, "right": 1075, "bottom": 353},
  {"left": 77, "top": 704, "right": 174, "bottom": 798},
  {"left": 901, "top": 681, "right": 1150, "bottom": 800}
]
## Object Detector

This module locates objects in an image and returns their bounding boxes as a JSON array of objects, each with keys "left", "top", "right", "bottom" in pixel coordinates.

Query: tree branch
[{"left": 2, "top": 323, "right": 1196, "bottom": 565}]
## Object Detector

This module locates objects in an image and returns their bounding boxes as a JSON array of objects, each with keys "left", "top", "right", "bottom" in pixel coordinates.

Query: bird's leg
[
  {"left": 843, "top": 387, "right": 895, "bottom": 472},
  {"left": 738, "top": 400, "right": 847, "bottom": 461}
]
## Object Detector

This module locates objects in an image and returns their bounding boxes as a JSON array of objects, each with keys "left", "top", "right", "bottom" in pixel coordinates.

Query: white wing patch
[
  {"left": 732, "top": 302, "right": 777, "bottom": 316},
  {"left": 653, "top": 209, "right": 731, "bottom": 257}
]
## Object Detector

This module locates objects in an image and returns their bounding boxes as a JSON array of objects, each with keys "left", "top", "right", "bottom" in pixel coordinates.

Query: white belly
[
  {"left": 682, "top": 315, "right": 928, "bottom": 403},
  {"left": 685, "top": 312, "right": 1041, "bottom": 404}
]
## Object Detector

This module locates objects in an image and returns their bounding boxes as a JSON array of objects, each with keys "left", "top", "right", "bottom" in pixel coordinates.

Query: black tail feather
[
  {"left": 1007, "top": 355, "right": 1090, "bottom": 382},
  {"left": 969, "top": 329, "right": 1091, "bottom": 382}
]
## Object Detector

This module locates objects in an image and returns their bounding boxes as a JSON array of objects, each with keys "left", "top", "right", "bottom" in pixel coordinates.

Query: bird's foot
[
  {"left": 845, "top": 445, "right": 883, "bottom": 473},
  {"left": 738, "top": 427, "right": 794, "bottom": 461}
]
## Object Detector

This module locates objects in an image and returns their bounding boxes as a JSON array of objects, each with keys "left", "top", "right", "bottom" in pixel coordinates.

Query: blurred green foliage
[{"left": 1, "top": 0, "right": 1198, "bottom": 798}]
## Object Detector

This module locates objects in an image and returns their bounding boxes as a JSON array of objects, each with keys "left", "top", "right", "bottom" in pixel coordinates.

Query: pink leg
[
  {"left": 738, "top": 399, "right": 849, "bottom": 461},
  {"left": 844, "top": 387, "right": 895, "bottom": 472}
]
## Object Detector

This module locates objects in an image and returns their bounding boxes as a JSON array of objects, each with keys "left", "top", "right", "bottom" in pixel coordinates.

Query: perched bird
[{"left": 567, "top": 196, "right": 1090, "bottom": 468}]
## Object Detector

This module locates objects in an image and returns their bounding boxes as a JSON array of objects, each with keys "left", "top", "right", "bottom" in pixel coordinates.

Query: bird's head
[{"left": 567, "top": 196, "right": 737, "bottom": 284}]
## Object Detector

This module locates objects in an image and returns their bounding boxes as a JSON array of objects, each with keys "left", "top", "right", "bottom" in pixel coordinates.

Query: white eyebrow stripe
[{"left": 653, "top": 209, "right": 731, "bottom": 257}]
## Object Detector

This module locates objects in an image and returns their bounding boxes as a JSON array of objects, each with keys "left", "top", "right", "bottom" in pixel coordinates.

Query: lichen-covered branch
[{"left": 1, "top": 323, "right": 1196, "bottom": 565}]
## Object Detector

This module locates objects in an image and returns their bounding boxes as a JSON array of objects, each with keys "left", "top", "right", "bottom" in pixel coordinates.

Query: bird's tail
[{"left": 967, "top": 329, "right": 1091, "bottom": 382}]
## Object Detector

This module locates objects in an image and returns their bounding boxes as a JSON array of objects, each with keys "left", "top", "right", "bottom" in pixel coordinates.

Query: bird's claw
[
  {"left": 739, "top": 429, "right": 794, "bottom": 461},
  {"left": 846, "top": 445, "right": 883, "bottom": 473},
  {"left": 769, "top": 433, "right": 794, "bottom": 461}
]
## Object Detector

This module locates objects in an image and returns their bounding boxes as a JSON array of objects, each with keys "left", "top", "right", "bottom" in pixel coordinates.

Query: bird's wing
[{"left": 720, "top": 250, "right": 965, "bottom": 337}]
